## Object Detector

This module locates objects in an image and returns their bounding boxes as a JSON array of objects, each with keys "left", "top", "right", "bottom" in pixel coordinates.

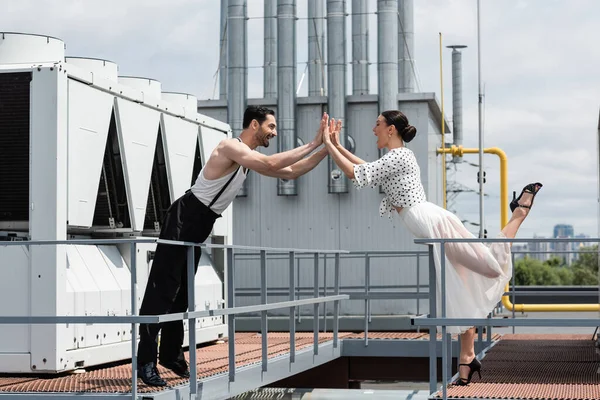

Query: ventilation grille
[
  {"left": 144, "top": 128, "right": 171, "bottom": 232},
  {"left": 93, "top": 112, "right": 131, "bottom": 229},
  {"left": 191, "top": 138, "right": 203, "bottom": 186},
  {"left": 0, "top": 72, "right": 31, "bottom": 222}
]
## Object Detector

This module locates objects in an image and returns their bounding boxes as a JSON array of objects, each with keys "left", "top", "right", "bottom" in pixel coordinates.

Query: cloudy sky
[{"left": 2, "top": 0, "right": 599, "bottom": 240}]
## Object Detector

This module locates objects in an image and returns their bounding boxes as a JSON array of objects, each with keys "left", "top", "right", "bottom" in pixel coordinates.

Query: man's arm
[
  {"left": 263, "top": 147, "right": 328, "bottom": 179},
  {"left": 219, "top": 139, "right": 319, "bottom": 176},
  {"left": 220, "top": 114, "right": 327, "bottom": 175}
]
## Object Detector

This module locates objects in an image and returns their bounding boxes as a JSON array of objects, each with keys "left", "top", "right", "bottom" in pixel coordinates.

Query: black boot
[
  {"left": 159, "top": 359, "right": 190, "bottom": 378},
  {"left": 138, "top": 362, "right": 167, "bottom": 387}
]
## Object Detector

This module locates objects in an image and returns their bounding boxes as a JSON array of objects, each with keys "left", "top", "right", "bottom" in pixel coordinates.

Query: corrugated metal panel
[{"left": 197, "top": 99, "right": 443, "bottom": 317}]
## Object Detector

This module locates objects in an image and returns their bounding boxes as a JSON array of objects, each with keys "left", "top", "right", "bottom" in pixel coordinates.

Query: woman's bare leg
[
  {"left": 501, "top": 188, "right": 537, "bottom": 239},
  {"left": 459, "top": 327, "right": 476, "bottom": 369},
  {"left": 458, "top": 186, "right": 540, "bottom": 382}
]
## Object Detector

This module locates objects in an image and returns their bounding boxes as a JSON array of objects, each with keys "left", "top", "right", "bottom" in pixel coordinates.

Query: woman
[{"left": 323, "top": 111, "right": 542, "bottom": 385}]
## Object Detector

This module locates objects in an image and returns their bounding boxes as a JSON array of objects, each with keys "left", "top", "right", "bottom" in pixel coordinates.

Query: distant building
[
  {"left": 528, "top": 235, "right": 551, "bottom": 262},
  {"left": 512, "top": 243, "right": 528, "bottom": 261},
  {"left": 553, "top": 224, "right": 575, "bottom": 266},
  {"left": 554, "top": 224, "right": 574, "bottom": 239}
]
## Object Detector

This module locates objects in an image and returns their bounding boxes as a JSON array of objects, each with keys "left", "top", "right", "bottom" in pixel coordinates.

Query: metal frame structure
[
  {"left": 439, "top": 145, "right": 600, "bottom": 313},
  {"left": 412, "top": 236, "right": 600, "bottom": 400},
  {"left": 0, "top": 239, "right": 348, "bottom": 400},
  {"left": 232, "top": 250, "right": 429, "bottom": 332}
]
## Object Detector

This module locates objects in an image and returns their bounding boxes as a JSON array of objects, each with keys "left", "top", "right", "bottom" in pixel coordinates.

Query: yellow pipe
[{"left": 437, "top": 145, "right": 600, "bottom": 312}]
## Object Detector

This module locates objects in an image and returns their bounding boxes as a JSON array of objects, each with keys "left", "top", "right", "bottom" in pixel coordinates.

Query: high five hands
[{"left": 319, "top": 113, "right": 343, "bottom": 150}]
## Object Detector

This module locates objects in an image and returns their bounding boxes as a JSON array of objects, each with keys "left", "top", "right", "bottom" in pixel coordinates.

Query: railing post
[
  {"left": 227, "top": 248, "right": 236, "bottom": 382},
  {"left": 260, "top": 250, "right": 268, "bottom": 372},
  {"left": 313, "top": 252, "right": 319, "bottom": 355},
  {"left": 296, "top": 257, "right": 301, "bottom": 323},
  {"left": 440, "top": 240, "right": 447, "bottom": 400},
  {"left": 333, "top": 253, "right": 340, "bottom": 349},
  {"left": 428, "top": 244, "right": 437, "bottom": 395},
  {"left": 416, "top": 254, "right": 421, "bottom": 327},
  {"left": 130, "top": 242, "right": 137, "bottom": 400},
  {"left": 323, "top": 254, "right": 327, "bottom": 333},
  {"left": 289, "top": 251, "right": 296, "bottom": 363},
  {"left": 486, "top": 312, "right": 492, "bottom": 348},
  {"left": 187, "top": 245, "right": 197, "bottom": 399},
  {"left": 511, "top": 251, "right": 516, "bottom": 334},
  {"left": 364, "top": 253, "right": 370, "bottom": 347}
]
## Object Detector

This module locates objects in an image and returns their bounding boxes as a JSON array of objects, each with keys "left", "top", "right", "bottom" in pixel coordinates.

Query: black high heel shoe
[
  {"left": 510, "top": 182, "right": 543, "bottom": 213},
  {"left": 455, "top": 357, "right": 482, "bottom": 386}
]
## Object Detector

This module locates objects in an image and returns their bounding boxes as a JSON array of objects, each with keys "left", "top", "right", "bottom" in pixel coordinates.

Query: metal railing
[
  {"left": 231, "top": 250, "right": 430, "bottom": 340},
  {"left": 411, "top": 237, "right": 600, "bottom": 400},
  {"left": 0, "top": 238, "right": 349, "bottom": 400}
]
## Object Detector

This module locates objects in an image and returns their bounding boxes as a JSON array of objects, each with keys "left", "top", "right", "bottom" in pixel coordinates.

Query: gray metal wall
[{"left": 198, "top": 95, "right": 446, "bottom": 320}]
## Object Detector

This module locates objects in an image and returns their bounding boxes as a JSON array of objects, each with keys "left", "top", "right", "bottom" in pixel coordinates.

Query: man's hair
[{"left": 242, "top": 105, "right": 275, "bottom": 129}]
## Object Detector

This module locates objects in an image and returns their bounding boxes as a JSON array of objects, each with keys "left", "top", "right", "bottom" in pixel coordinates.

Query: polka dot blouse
[{"left": 352, "top": 147, "right": 427, "bottom": 217}]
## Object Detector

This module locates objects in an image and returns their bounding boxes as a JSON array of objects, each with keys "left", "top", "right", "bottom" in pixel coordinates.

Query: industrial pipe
[
  {"left": 219, "top": 0, "right": 228, "bottom": 100},
  {"left": 264, "top": 0, "right": 277, "bottom": 98},
  {"left": 227, "top": 0, "right": 248, "bottom": 196},
  {"left": 351, "top": 0, "right": 369, "bottom": 95},
  {"left": 308, "top": 0, "right": 325, "bottom": 97},
  {"left": 277, "top": 0, "right": 298, "bottom": 195},
  {"left": 398, "top": 0, "right": 414, "bottom": 93},
  {"left": 438, "top": 145, "right": 600, "bottom": 312},
  {"left": 326, "top": 0, "right": 348, "bottom": 193}
]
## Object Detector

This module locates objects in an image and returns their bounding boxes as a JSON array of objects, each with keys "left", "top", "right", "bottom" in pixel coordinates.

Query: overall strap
[{"left": 208, "top": 137, "right": 243, "bottom": 208}]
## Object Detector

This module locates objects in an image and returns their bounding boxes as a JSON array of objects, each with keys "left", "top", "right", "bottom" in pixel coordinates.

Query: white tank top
[{"left": 190, "top": 139, "right": 248, "bottom": 214}]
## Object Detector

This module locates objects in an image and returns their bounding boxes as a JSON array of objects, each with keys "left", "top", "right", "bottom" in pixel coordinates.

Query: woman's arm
[
  {"left": 330, "top": 119, "right": 366, "bottom": 165},
  {"left": 323, "top": 118, "right": 357, "bottom": 179}
]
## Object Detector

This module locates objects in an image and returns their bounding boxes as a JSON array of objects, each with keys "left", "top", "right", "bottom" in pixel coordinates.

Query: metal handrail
[
  {"left": 0, "top": 238, "right": 349, "bottom": 400},
  {"left": 412, "top": 237, "right": 600, "bottom": 400}
]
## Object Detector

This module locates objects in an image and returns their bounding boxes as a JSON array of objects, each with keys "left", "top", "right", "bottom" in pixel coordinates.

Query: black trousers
[{"left": 137, "top": 191, "right": 220, "bottom": 365}]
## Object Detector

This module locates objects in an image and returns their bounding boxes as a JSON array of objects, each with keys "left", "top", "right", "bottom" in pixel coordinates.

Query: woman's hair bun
[{"left": 401, "top": 125, "right": 417, "bottom": 143}]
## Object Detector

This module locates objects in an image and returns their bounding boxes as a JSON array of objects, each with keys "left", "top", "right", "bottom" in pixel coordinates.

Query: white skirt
[{"left": 398, "top": 201, "right": 512, "bottom": 334}]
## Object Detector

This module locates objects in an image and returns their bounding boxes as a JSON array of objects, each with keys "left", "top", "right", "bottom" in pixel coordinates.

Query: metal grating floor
[
  {"left": 0, "top": 332, "right": 352, "bottom": 394},
  {"left": 439, "top": 334, "right": 600, "bottom": 400}
]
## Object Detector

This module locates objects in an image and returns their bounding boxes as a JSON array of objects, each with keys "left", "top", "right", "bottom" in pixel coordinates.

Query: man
[{"left": 137, "top": 105, "right": 329, "bottom": 386}]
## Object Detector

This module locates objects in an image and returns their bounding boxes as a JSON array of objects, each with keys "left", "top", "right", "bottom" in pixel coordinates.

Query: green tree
[
  {"left": 513, "top": 246, "right": 598, "bottom": 286},
  {"left": 555, "top": 267, "right": 574, "bottom": 285}
]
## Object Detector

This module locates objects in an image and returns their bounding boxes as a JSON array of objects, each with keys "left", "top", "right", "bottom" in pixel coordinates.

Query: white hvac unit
[{"left": 0, "top": 32, "right": 233, "bottom": 373}]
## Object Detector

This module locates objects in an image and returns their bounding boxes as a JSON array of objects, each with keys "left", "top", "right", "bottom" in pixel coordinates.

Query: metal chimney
[
  {"left": 447, "top": 45, "right": 467, "bottom": 163},
  {"left": 308, "top": 0, "right": 325, "bottom": 97},
  {"left": 277, "top": 0, "right": 298, "bottom": 195},
  {"left": 352, "top": 0, "right": 369, "bottom": 95},
  {"left": 327, "top": 0, "right": 348, "bottom": 193},
  {"left": 264, "top": 0, "right": 277, "bottom": 98},
  {"left": 219, "top": 0, "right": 228, "bottom": 99},
  {"left": 378, "top": 1, "right": 398, "bottom": 113},
  {"left": 227, "top": 0, "right": 248, "bottom": 196},
  {"left": 398, "top": 0, "right": 414, "bottom": 93}
]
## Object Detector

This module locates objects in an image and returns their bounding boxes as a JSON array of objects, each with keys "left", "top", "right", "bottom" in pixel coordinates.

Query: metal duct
[
  {"left": 64, "top": 57, "right": 118, "bottom": 82},
  {"left": 351, "top": 0, "right": 369, "bottom": 95},
  {"left": 118, "top": 76, "right": 162, "bottom": 99},
  {"left": 277, "top": 0, "right": 297, "bottom": 196},
  {"left": 398, "top": 0, "right": 414, "bottom": 93},
  {"left": 0, "top": 32, "right": 64, "bottom": 64},
  {"left": 264, "top": 0, "right": 277, "bottom": 98},
  {"left": 448, "top": 45, "right": 467, "bottom": 163},
  {"left": 327, "top": 0, "right": 348, "bottom": 193},
  {"left": 219, "top": 0, "right": 228, "bottom": 99},
  {"left": 308, "top": 0, "right": 325, "bottom": 97},
  {"left": 227, "top": 0, "right": 248, "bottom": 196},
  {"left": 377, "top": 1, "right": 398, "bottom": 112}
]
